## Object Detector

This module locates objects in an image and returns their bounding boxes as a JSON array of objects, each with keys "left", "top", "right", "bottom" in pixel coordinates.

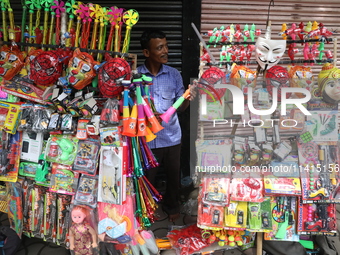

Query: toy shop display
[
  {"left": 0, "top": 1, "right": 339, "bottom": 253},
  {"left": 195, "top": 18, "right": 340, "bottom": 254}
]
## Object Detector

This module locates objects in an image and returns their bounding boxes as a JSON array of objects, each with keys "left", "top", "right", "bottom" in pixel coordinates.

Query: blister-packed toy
[
  {"left": 22, "top": 179, "right": 34, "bottom": 237},
  {"left": 98, "top": 146, "right": 125, "bottom": 205},
  {"left": 31, "top": 104, "right": 53, "bottom": 133},
  {"left": 6, "top": 180, "right": 24, "bottom": 237},
  {"left": 298, "top": 200, "right": 337, "bottom": 235},
  {"left": 97, "top": 197, "right": 135, "bottom": 243},
  {"left": 18, "top": 103, "right": 34, "bottom": 131},
  {"left": 198, "top": 200, "right": 224, "bottom": 229},
  {"left": 0, "top": 102, "right": 21, "bottom": 134},
  {"left": 224, "top": 200, "right": 248, "bottom": 230},
  {"left": 45, "top": 135, "right": 79, "bottom": 165},
  {"left": 306, "top": 110, "right": 338, "bottom": 141},
  {"left": 43, "top": 190, "right": 57, "bottom": 242},
  {"left": 73, "top": 139, "right": 100, "bottom": 176},
  {"left": 49, "top": 163, "right": 79, "bottom": 195},
  {"left": 31, "top": 185, "right": 47, "bottom": 238},
  {"left": 230, "top": 171, "right": 264, "bottom": 202},
  {"left": 200, "top": 174, "right": 230, "bottom": 205},
  {"left": 0, "top": 131, "right": 22, "bottom": 182},
  {"left": 263, "top": 161, "right": 301, "bottom": 196},
  {"left": 298, "top": 141, "right": 339, "bottom": 202},
  {"left": 56, "top": 193, "right": 72, "bottom": 247},
  {"left": 232, "top": 137, "right": 248, "bottom": 166},
  {"left": 74, "top": 175, "right": 98, "bottom": 209},
  {"left": 264, "top": 196, "right": 299, "bottom": 241},
  {"left": 247, "top": 197, "right": 272, "bottom": 232},
  {"left": 100, "top": 126, "right": 122, "bottom": 147}
]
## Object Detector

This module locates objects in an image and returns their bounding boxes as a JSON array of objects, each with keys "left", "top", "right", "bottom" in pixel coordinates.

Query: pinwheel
[
  {"left": 65, "top": 0, "right": 76, "bottom": 46},
  {"left": 33, "top": 0, "right": 42, "bottom": 42},
  {"left": 0, "top": 0, "right": 11, "bottom": 41},
  {"left": 24, "top": 0, "right": 38, "bottom": 43},
  {"left": 75, "top": 2, "right": 91, "bottom": 48},
  {"left": 106, "top": 6, "right": 123, "bottom": 52},
  {"left": 122, "top": 9, "right": 139, "bottom": 53},
  {"left": 97, "top": 6, "right": 108, "bottom": 61},
  {"left": 21, "top": 0, "right": 28, "bottom": 47},
  {"left": 72, "top": 1, "right": 82, "bottom": 47},
  {"left": 94, "top": 6, "right": 107, "bottom": 60},
  {"left": 51, "top": 0, "right": 65, "bottom": 45},
  {"left": 41, "top": 0, "right": 53, "bottom": 47},
  {"left": 89, "top": 3, "right": 102, "bottom": 50}
]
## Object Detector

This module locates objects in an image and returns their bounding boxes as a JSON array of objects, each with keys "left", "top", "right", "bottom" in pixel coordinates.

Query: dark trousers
[{"left": 146, "top": 144, "right": 181, "bottom": 214}]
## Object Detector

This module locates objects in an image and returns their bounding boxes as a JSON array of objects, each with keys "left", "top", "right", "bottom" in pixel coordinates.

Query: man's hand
[{"left": 185, "top": 82, "right": 198, "bottom": 101}]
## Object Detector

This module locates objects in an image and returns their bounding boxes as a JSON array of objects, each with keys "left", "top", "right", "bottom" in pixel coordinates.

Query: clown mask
[
  {"left": 66, "top": 48, "right": 99, "bottom": 90},
  {"left": 0, "top": 45, "right": 26, "bottom": 80},
  {"left": 318, "top": 63, "right": 340, "bottom": 104},
  {"left": 255, "top": 25, "right": 286, "bottom": 71}
]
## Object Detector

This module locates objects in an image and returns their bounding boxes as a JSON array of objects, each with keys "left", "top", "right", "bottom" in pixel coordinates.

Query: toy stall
[
  {"left": 191, "top": 10, "right": 340, "bottom": 255},
  {"left": 0, "top": 1, "right": 179, "bottom": 254}
]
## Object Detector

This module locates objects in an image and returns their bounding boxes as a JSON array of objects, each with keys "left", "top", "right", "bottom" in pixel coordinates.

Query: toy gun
[
  {"left": 305, "top": 204, "right": 336, "bottom": 232},
  {"left": 288, "top": 44, "right": 299, "bottom": 64},
  {"left": 52, "top": 137, "right": 74, "bottom": 161},
  {"left": 35, "top": 153, "right": 49, "bottom": 182}
]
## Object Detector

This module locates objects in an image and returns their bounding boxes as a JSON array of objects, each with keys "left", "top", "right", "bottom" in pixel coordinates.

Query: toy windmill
[{"left": 122, "top": 9, "right": 139, "bottom": 54}]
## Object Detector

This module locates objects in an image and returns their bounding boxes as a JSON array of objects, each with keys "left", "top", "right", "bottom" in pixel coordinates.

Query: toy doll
[
  {"left": 69, "top": 205, "right": 98, "bottom": 255},
  {"left": 318, "top": 63, "right": 340, "bottom": 104}
]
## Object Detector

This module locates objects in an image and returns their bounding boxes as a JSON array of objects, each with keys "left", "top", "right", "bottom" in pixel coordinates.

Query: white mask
[{"left": 255, "top": 26, "right": 286, "bottom": 71}]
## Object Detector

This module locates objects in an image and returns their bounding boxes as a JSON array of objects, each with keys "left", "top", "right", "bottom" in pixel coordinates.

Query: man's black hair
[{"left": 140, "top": 29, "right": 166, "bottom": 50}]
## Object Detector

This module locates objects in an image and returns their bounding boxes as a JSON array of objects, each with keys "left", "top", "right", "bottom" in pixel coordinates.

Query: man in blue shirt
[{"left": 137, "top": 29, "right": 193, "bottom": 221}]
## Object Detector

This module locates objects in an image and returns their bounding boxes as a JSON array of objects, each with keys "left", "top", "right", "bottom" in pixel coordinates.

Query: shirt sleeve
[{"left": 174, "top": 69, "right": 185, "bottom": 101}]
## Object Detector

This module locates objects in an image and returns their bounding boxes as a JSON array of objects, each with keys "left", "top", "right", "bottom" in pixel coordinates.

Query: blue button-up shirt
[{"left": 137, "top": 64, "right": 185, "bottom": 149}]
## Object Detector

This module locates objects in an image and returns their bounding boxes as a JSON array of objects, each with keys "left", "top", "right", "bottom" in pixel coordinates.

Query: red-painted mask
[
  {"left": 29, "top": 50, "right": 63, "bottom": 87},
  {"left": 98, "top": 54, "right": 132, "bottom": 98},
  {"left": 199, "top": 66, "right": 226, "bottom": 102},
  {"left": 265, "top": 65, "right": 291, "bottom": 101},
  {"left": 0, "top": 45, "right": 26, "bottom": 80}
]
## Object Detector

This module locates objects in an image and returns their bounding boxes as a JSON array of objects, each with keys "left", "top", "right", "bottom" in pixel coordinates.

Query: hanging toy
[
  {"left": 106, "top": 6, "right": 124, "bottom": 52},
  {"left": 33, "top": 0, "right": 42, "bottom": 44},
  {"left": 41, "top": 0, "right": 52, "bottom": 48},
  {"left": 29, "top": 49, "right": 70, "bottom": 88},
  {"left": 65, "top": 0, "right": 76, "bottom": 47},
  {"left": 97, "top": 54, "right": 132, "bottom": 98},
  {"left": 89, "top": 3, "right": 102, "bottom": 51},
  {"left": 95, "top": 6, "right": 107, "bottom": 61},
  {"left": 265, "top": 65, "right": 291, "bottom": 102},
  {"left": 255, "top": 22, "right": 286, "bottom": 71},
  {"left": 25, "top": 0, "right": 38, "bottom": 45},
  {"left": 51, "top": 0, "right": 65, "bottom": 45},
  {"left": 317, "top": 63, "right": 340, "bottom": 104},
  {"left": 230, "top": 64, "right": 256, "bottom": 95},
  {"left": 64, "top": 48, "right": 99, "bottom": 90},
  {"left": 76, "top": 2, "right": 91, "bottom": 49},
  {"left": 287, "top": 44, "right": 299, "bottom": 65},
  {"left": 72, "top": 1, "right": 82, "bottom": 48},
  {"left": 288, "top": 65, "right": 313, "bottom": 98},
  {"left": 0, "top": 45, "right": 26, "bottom": 80},
  {"left": 122, "top": 9, "right": 139, "bottom": 54},
  {"left": 21, "top": 48, "right": 44, "bottom": 76},
  {"left": 198, "top": 66, "right": 225, "bottom": 103}
]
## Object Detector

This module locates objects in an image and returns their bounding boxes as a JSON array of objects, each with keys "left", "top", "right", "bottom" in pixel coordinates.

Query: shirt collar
[{"left": 140, "top": 63, "right": 169, "bottom": 76}]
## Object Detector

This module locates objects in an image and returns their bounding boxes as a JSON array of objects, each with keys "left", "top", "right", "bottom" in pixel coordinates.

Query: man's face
[{"left": 144, "top": 38, "right": 168, "bottom": 64}]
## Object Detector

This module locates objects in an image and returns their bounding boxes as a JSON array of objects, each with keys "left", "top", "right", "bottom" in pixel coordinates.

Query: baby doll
[
  {"left": 69, "top": 205, "right": 98, "bottom": 255},
  {"left": 318, "top": 63, "right": 340, "bottom": 104}
]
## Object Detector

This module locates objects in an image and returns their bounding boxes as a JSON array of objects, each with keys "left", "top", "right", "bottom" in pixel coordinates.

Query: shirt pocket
[{"left": 160, "top": 90, "right": 175, "bottom": 112}]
